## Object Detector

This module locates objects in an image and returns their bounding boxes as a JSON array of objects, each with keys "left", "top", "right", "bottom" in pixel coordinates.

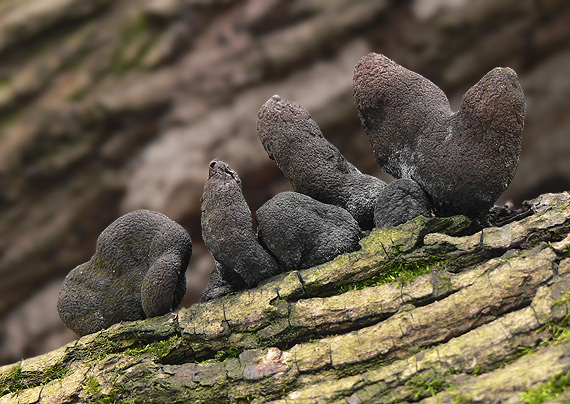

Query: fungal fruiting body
[
  {"left": 374, "top": 178, "right": 433, "bottom": 228},
  {"left": 353, "top": 53, "right": 525, "bottom": 218},
  {"left": 57, "top": 210, "right": 192, "bottom": 336},
  {"left": 256, "top": 191, "right": 363, "bottom": 272},
  {"left": 200, "top": 159, "right": 279, "bottom": 301},
  {"left": 257, "top": 95, "right": 386, "bottom": 230}
]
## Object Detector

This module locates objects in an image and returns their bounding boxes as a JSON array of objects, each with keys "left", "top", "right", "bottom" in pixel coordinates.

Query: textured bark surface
[{"left": 1, "top": 192, "right": 569, "bottom": 403}]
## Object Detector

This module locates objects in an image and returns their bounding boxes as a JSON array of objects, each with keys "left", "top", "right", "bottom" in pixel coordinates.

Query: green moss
[
  {"left": 471, "top": 364, "right": 481, "bottom": 375},
  {"left": 549, "top": 241, "right": 570, "bottom": 257},
  {"left": 0, "top": 361, "right": 68, "bottom": 397},
  {"left": 406, "top": 370, "right": 456, "bottom": 400},
  {"left": 123, "top": 336, "right": 179, "bottom": 360},
  {"left": 82, "top": 335, "right": 183, "bottom": 364},
  {"left": 0, "top": 363, "right": 23, "bottom": 396},
  {"left": 391, "top": 243, "right": 403, "bottom": 255},
  {"left": 83, "top": 376, "right": 137, "bottom": 404},
  {"left": 540, "top": 313, "right": 570, "bottom": 345},
  {"left": 395, "top": 258, "right": 447, "bottom": 285},
  {"left": 338, "top": 256, "right": 448, "bottom": 294},
  {"left": 195, "top": 347, "right": 244, "bottom": 364},
  {"left": 499, "top": 313, "right": 570, "bottom": 370},
  {"left": 501, "top": 346, "right": 537, "bottom": 367},
  {"left": 82, "top": 375, "right": 103, "bottom": 401},
  {"left": 41, "top": 364, "right": 69, "bottom": 384},
  {"left": 553, "top": 291, "right": 570, "bottom": 308},
  {"left": 83, "top": 338, "right": 124, "bottom": 361},
  {"left": 520, "top": 371, "right": 570, "bottom": 404},
  {"left": 338, "top": 275, "right": 384, "bottom": 293},
  {"left": 213, "top": 347, "right": 243, "bottom": 363}
]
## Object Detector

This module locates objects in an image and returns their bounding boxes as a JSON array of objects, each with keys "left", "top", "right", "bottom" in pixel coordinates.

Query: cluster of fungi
[{"left": 57, "top": 53, "right": 525, "bottom": 336}]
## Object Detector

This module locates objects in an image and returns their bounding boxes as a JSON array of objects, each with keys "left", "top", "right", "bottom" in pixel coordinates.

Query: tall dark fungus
[
  {"left": 353, "top": 53, "right": 525, "bottom": 219},
  {"left": 200, "top": 159, "right": 279, "bottom": 302},
  {"left": 257, "top": 95, "right": 386, "bottom": 230},
  {"left": 57, "top": 210, "right": 192, "bottom": 336}
]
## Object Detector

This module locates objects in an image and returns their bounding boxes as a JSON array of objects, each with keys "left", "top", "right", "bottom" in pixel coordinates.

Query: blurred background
[{"left": 0, "top": 0, "right": 569, "bottom": 365}]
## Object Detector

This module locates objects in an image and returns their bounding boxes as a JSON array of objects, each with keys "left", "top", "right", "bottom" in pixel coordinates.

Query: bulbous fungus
[
  {"left": 257, "top": 95, "right": 386, "bottom": 230},
  {"left": 353, "top": 53, "right": 525, "bottom": 218},
  {"left": 374, "top": 178, "right": 433, "bottom": 228},
  {"left": 200, "top": 159, "right": 279, "bottom": 301},
  {"left": 256, "top": 191, "right": 363, "bottom": 272},
  {"left": 57, "top": 209, "right": 192, "bottom": 336}
]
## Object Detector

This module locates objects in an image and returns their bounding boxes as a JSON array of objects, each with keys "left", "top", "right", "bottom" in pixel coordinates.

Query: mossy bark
[{"left": 2, "top": 192, "right": 570, "bottom": 404}]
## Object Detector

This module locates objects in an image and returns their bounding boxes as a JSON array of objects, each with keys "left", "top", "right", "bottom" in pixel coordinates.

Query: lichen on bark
[{"left": 1, "top": 192, "right": 570, "bottom": 404}]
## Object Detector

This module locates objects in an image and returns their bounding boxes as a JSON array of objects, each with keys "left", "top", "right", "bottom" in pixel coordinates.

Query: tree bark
[{"left": 1, "top": 192, "right": 570, "bottom": 403}]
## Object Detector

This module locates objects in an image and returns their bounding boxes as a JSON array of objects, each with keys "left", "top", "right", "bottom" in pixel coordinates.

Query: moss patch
[
  {"left": 82, "top": 338, "right": 124, "bottom": 361},
  {"left": 495, "top": 313, "right": 570, "bottom": 372},
  {"left": 82, "top": 375, "right": 102, "bottom": 401},
  {"left": 213, "top": 347, "right": 243, "bottom": 363},
  {"left": 338, "top": 256, "right": 447, "bottom": 294},
  {"left": 123, "top": 336, "right": 179, "bottom": 360},
  {"left": 81, "top": 334, "right": 184, "bottom": 364},
  {"left": 520, "top": 371, "right": 570, "bottom": 404},
  {"left": 406, "top": 369, "right": 456, "bottom": 400},
  {"left": 0, "top": 361, "right": 68, "bottom": 397},
  {"left": 82, "top": 375, "right": 137, "bottom": 404},
  {"left": 0, "top": 363, "right": 23, "bottom": 396},
  {"left": 540, "top": 313, "right": 570, "bottom": 345}
]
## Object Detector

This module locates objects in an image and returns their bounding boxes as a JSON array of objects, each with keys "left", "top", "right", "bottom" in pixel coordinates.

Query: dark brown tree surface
[{"left": 1, "top": 192, "right": 570, "bottom": 403}]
